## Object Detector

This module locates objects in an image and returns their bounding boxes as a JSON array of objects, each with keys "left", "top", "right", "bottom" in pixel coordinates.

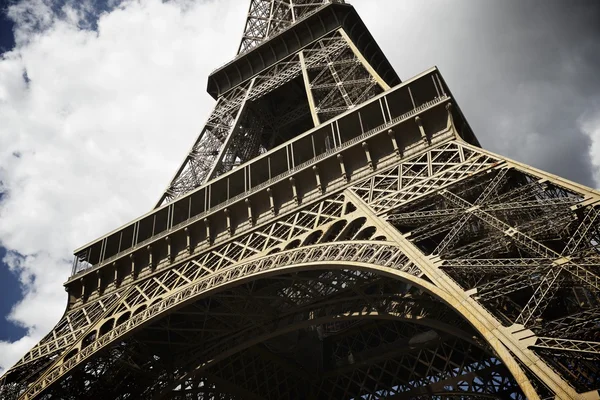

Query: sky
[{"left": 0, "top": 0, "right": 600, "bottom": 374}]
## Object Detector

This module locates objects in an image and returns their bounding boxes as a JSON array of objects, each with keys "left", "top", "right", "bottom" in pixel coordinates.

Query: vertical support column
[
  {"left": 247, "top": 165, "right": 252, "bottom": 192},
  {"left": 96, "top": 271, "right": 101, "bottom": 295},
  {"left": 99, "top": 238, "right": 106, "bottom": 265},
  {"left": 129, "top": 254, "right": 135, "bottom": 280},
  {"left": 337, "top": 154, "right": 348, "bottom": 182},
  {"left": 299, "top": 51, "right": 320, "bottom": 127},
  {"left": 245, "top": 199, "right": 254, "bottom": 226},
  {"left": 267, "top": 187, "right": 276, "bottom": 215},
  {"left": 147, "top": 245, "right": 153, "bottom": 270},
  {"left": 166, "top": 236, "right": 172, "bottom": 263},
  {"left": 224, "top": 209, "right": 232, "bottom": 236},
  {"left": 112, "top": 262, "right": 118, "bottom": 287},
  {"left": 313, "top": 166, "right": 323, "bottom": 193},
  {"left": 379, "top": 98, "right": 388, "bottom": 124},
  {"left": 408, "top": 86, "right": 416, "bottom": 108},
  {"left": 416, "top": 116, "right": 429, "bottom": 145},
  {"left": 132, "top": 222, "right": 139, "bottom": 247},
  {"left": 388, "top": 129, "right": 401, "bottom": 157},
  {"left": 80, "top": 278, "right": 85, "bottom": 301},
  {"left": 286, "top": 146, "right": 292, "bottom": 170},
  {"left": 204, "top": 218, "right": 211, "bottom": 246},
  {"left": 290, "top": 177, "right": 299, "bottom": 205},
  {"left": 362, "top": 142, "right": 374, "bottom": 171},
  {"left": 383, "top": 96, "right": 393, "bottom": 123},
  {"left": 184, "top": 227, "right": 192, "bottom": 255}
]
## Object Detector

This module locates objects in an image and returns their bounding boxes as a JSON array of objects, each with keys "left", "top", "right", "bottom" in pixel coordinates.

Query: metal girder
[
  {"left": 7, "top": 134, "right": 600, "bottom": 399},
  {"left": 14, "top": 215, "right": 402, "bottom": 398},
  {"left": 154, "top": 317, "right": 488, "bottom": 399},
  {"left": 237, "top": 0, "right": 341, "bottom": 55},
  {"left": 157, "top": 321, "right": 511, "bottom": 400},
  {"left": 157, "top": 27, "right": 386, "bottom": 207},
  {"left": 514, "top": 267, "right": 564, "bottom": 326},
  {"left": 346, "top": 143, "right": 600, "bottom": 398},
  {"left": 301, "top": 30, "right": 386, "bottom": 121},
  {"left": 536, "top": 307, "right": 600, "bottom": 338},
  {"left": 532, "top": 337, "right": 600, "bottom": 356},
  {"left": 5, "top": 2, "right": 600, "bottom": 394},
  {"left": 5, "top": 290, "right": 124, "bottom": 372},
  {"left": 563, "top": 206, "right": 600, "bottom": 256},
  {"left": 112, "top": 270, "right": 480, "bottom": 398}
]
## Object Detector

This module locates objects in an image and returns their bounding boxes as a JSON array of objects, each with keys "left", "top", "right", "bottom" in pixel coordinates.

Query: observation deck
[
  {"left": 207, "top": 2, "right": 400, "bottom": 98},
  {"left": 67, "top": 67, "right": 479, "bottom": 305}
]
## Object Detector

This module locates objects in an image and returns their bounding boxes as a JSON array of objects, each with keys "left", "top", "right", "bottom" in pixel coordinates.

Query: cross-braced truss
[
  {"left": 3, "top": 1, "right": 600, "bottom": 399},
  {"left": 350, "top": 141, "right": 600, "bottom": 397},
  {"left": 237, "top": 0, "right": 344, "bottom": 55},
  {"left": 5, "top": 136, "right": 600, "bottom": 399},
  {"left": 157, "top": 28, "right": 387, "bottom": 207},
  {"left": 303, "top": 32, "right": 385, "bottom": 122}
]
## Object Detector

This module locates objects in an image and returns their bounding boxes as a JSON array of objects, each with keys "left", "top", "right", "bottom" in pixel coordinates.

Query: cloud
[
  {"left": 581, "top": 110, "right": 600, "bottom": 184},
  {"left": 0, "top": 0, "right": 244, "bottom": 372},
  {"left": 1, "top": 0, "right": 600, "bottom": 377},
  {"left": 353, "top": 0, "right": 600, "bottom": 188}
]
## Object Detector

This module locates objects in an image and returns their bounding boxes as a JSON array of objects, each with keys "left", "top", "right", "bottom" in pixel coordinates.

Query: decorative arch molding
[{"left": 31, "top": 241, "right": 542, "bottom": 399}]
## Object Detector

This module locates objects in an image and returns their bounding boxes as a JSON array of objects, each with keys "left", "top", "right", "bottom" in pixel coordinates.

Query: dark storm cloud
[{"left": 354, "top": 0, "right": 600, "bottom": 187}]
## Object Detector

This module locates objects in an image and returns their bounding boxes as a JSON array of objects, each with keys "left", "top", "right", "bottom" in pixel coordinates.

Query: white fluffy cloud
[
  {"left": 581, "top": 111, "right": 600, "bottom": 185},
  {"left": 1, "top": 0, "right": 600, "bottom": 378},
  {"left": 0, "top": 0, "right": 244, "bottom": 372}
]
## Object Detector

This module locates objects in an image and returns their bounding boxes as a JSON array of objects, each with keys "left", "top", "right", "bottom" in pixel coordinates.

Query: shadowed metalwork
[{"left": 1, "top": 1, "right": 599, "bottom": 399}]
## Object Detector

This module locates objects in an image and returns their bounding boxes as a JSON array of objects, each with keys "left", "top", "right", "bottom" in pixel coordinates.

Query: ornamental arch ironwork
[{"left": 35, "top": 241, "right": 534, "bottom": 399}]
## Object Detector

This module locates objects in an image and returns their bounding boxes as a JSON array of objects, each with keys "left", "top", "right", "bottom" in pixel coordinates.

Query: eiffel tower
[{"left": 2, "top": 1, "right": 600, "bottom": 399}]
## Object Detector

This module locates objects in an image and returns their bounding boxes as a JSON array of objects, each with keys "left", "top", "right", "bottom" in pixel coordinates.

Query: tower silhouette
[{"left": 2, "top": 1, "right": 600, "bottom": 399}]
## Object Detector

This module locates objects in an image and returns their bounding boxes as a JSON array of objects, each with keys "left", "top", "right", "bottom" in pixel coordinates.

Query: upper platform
[
  {"left": 69, "top": 67, "right": 480, "bottom": 287},
  {"left": 207, "top": 2, "right": 401, "bottom": 99}
]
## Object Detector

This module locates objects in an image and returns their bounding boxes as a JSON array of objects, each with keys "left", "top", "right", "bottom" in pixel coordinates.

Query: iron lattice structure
[{"left": 1, "top": 1, "right": 600, "bottom": 399}]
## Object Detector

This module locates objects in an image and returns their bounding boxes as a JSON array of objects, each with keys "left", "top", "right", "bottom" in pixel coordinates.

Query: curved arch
[
  {"left": 99, "top": 319, "right": 114, "bottom": 337},
  {"left": 355, "top": 226, "right": 377, "bottom": 240},
  {"left": 302, "top": 230, "right": 322, "bottom": 246},
  {"left": 337, "top": 217, "right": 367, "bottom": 241},
  {"left": 165, "top": 310, "right": 503, "bottom": 398},
  {"left": 133, "top": 304, "right": 147, "bottom": 316},
  {"left": 64, "top": 348, "right": 78, "bottom": 361},
  {"left": 81, "top": 331, "right": 96, "bottom": 349},
  {"left": 205, "top": 289, "right": 481, "bottom": 350},
  {"left": 150, "top": 298, "right": 162, "bottom": 306},
  {"left": 320, "top": 220, "right": 347, "bottom": 243},
  {"left": 203, "top": 307, "right": 484, "bottom": 357},
  {"left": 116, "top": 311, "right": 131, "bottom": 326},
  {"left": 284, "top": 239, "right": 301, "bottom": 251},
  {"left": 45, "top": 242, "right": 539, "bottom": 400},
  {"left": 267, "top": 247, "right": 281, "bottom": 255},
  {"left": 155, "top": 260, "right": 532, "bottom": 398}
]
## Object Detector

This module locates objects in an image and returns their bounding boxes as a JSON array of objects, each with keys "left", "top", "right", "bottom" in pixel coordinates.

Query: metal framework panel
[
  {"left": 1, "top": 1, "right": 600, "bottom": 400},
  {"left": 237, "top": 0, "right": 344, "bottom": 55},
  {"left": 157, "top": 28, "right": 389, "bottom": 207}
]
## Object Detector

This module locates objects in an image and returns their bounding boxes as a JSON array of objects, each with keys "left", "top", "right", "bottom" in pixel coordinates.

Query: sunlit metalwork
[{"left": 1, "top": 1, "right": 599, "bottom": 399}]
